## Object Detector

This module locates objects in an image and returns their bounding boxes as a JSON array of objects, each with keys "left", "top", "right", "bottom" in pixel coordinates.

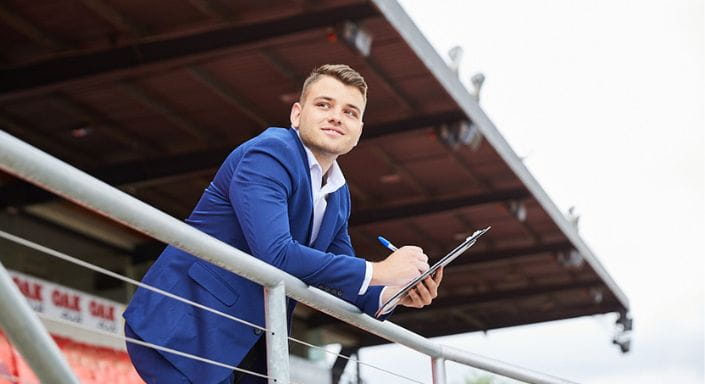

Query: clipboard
[{"left": 375, "top": 226, "right": 491, "bottom": 318}]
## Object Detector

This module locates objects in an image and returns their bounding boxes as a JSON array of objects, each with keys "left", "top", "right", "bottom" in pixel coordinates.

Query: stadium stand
[
  {"left": 0, "top": 330, "right": 143, "bottom": 384},
  {"left": 0, "top": 331, "right": 15, "bottom": 384}
]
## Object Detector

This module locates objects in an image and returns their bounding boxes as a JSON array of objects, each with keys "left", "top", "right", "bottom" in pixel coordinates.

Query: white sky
[{"left": 358, "top": 1, "right": 705, "bottom": 383}]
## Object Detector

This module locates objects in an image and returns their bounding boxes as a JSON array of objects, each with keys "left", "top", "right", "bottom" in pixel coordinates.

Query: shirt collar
[{"left": 293, "top": 127, "right": 346, "bottom": 193}]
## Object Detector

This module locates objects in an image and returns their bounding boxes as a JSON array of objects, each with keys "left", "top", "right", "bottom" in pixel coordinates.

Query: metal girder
[
  {"left": 393, "top": 278, "right": 604, "bottom": 318},
  {"left": 0, "top": 4, "right": 67, "bottom": 50},
  {"left": 117, "top": 82, "right": 219, "bottom": 145},
  {"left": 331, "top": 346, "right": 359, "bottom": 384},
  {"left": 51, "top": 92, "right": 159, "bottom": 154},
  {"left": 0, "top": 113, "right": 90, "bottom": 165},
  {"left": 310, "top": 278, "right": 605, "bottom": 328},
  {"left": 337, "top": 36, "right": 416, "bottom": 113},
  {"left": 357, "top": 300, "right": 623, "bottom": 346},
  {"left": 79, "top": 0, "right": 147, "bottom": 36},
  {"left": 369, "top": 0, "right": 629, "bottom": 311},
  {"left": 0, "top": 3, "right": 378, "bottom": 101},
  {"left": 362, "top": 110, "right": 466, "bottom": 139},
  {"left": 349, "top": 188, "right": 530, "bottom": 226},
  {"left": 0, "top": 146, "right": 230, "bottom": 208},
  {"left": 441, "top": 241, "right": 573, "bottom": 268},
  {"left": 3, "top": 208, "right": 134, "bottom": 256},
  {"left": 0, "top": 110, "right": 464, "bottom": 208},
  {"left": 187, "top": 0, "right": 232, "bottom": 20},
  {"left": 186, "top": 66, "right": 269, "bottom": 129}
]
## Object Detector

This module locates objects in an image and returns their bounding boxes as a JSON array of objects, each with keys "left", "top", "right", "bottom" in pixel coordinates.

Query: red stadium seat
[
  {"left": 13, "top": 353, "right": 38, "bottom": 384},
  {"left": 0, "top": 330, "right": 145, "bottom": 384},
  {"left": 0, "top": 331, "right": 16, "bottom": 384}
]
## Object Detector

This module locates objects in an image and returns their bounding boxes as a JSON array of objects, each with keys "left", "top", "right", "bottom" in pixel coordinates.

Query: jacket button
[
  {"left": 337, "top": 290, "right": 343, "bottom": 297},
  {"left": 254, "top": 328, "right": 263, "bottom": 335}
]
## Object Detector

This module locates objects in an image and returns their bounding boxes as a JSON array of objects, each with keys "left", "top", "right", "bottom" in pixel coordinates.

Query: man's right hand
[{"left": 370, "top": 246, "right": 429, "bottom": 286}]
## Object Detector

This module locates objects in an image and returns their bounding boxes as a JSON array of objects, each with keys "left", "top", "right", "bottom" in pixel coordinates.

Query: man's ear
[{"left": 290, "top": 102, "right": 302, "bottom": 128}]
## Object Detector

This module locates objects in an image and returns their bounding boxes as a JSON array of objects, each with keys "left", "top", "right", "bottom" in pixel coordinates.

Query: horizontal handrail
[{"left": 0, "top": 129, "right": 576, "bottom": 384}]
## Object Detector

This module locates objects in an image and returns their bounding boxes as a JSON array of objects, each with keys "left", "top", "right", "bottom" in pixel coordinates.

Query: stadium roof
[{"left": 0, "top": 0, "right": 629, "bottom": 346}]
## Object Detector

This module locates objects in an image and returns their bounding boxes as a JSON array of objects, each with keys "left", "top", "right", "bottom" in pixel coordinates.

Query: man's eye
[
  {"left": 317, "top": 102, "right": 330, "bottom": 108},
  {"left": 345, "top": 110, "right": 358, "bottom": 118}
]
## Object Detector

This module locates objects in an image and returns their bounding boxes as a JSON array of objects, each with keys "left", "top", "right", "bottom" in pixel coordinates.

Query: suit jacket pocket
[{"left": 187, "top": 262, "right": 240, "bottom": 307}]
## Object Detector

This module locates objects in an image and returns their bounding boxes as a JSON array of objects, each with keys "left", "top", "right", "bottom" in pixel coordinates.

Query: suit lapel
[
  {"left": 311, "top": 190, "right": 340, "bottom": 251},
  {"left": 288, "top": 128, "right": 315, "bottom": 245}
]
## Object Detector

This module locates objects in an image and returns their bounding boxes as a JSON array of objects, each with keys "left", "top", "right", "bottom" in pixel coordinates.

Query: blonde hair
[{"left": 300, "top": 64, "right": 367, "bottom": 103}]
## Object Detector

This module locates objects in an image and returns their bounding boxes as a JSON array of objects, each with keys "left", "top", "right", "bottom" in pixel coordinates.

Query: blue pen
[{"left": 377, "top": 236, "right": 398, "bottom": 252}]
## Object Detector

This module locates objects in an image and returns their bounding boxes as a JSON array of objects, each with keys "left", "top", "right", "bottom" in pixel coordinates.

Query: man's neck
[
  {"left": 312, "top": 152, "right": 335, "bottom": 175},
  {"left": 292, "top": 126, "right": 336, "bottom": 174}
]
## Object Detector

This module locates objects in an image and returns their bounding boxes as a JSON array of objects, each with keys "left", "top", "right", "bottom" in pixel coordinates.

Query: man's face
[{"left": 290, "top": 76, "right": 365, "bottom": 164}]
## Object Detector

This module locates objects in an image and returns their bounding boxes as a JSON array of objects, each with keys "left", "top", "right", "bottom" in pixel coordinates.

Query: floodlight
[
  {"left": 448, "top": 46, "right": 464, "bottom": 75},
  {"left": 470, "top": 73, "right": 485, "bottom": 101},
  {"left": 340, "top": 21, "right": 373, "bottom": 57},
  {"left": 435, "top": 120, "right": 482, "bottom": 151},
  {"left": 509, "top": 200, "right": 527, "bottom": 222},
  {"left": 556, "top": 249, "right": 584, "bottom": 269}
]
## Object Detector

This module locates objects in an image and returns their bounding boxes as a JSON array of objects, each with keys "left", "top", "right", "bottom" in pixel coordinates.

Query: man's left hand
[{"left": 397, "top": 266, "right": 444, "bottom": 308}]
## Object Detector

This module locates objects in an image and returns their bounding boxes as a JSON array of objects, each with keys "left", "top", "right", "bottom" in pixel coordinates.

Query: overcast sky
[{"left": 358, "top": 1, "right": 704, "bottom": 383}]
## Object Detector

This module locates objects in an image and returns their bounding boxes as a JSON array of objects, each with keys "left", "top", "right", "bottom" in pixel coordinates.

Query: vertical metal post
[
  {"left": 356, "top": 351, "right": 361, "bottom": 384},
  {"left": 431, "top": 357, "right": 447, "bottom": 384},
  {"left": 264, "top": 281, "right": 290, "bottom": 383},
  {"left": 0, "top": 261, "right": 80, "bottom": 384}
]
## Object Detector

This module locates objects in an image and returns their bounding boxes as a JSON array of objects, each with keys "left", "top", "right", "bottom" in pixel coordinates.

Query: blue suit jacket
[{"left": 123, "top": 127, "right": 388, "bottom": 383}]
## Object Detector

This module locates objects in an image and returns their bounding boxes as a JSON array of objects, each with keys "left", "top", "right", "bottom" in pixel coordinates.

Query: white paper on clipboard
[{"left": 375, "top": 226, "right": 491, "bottom": 318}]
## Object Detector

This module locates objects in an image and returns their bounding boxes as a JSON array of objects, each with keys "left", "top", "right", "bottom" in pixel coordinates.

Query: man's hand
[
  {"left": 371, "top": 246, "right": 429, "bottom": 286},
  {"left": 398, "top": 267, "right": 444, "bottom": 308},
  {"left": 380, "top": 267, "right": 444, "bottom": 309}
]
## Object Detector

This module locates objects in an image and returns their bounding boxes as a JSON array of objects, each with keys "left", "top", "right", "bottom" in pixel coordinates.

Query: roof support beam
[
  {"left": 51, "top": 92, "right": 159, "bottom": 154},
  {"left": 0, "top": 110, "right": 465, "bottom": 208},
  {"left": 447, "top": 241, "right": 573, "bottom": 267},
  {"left": 370, "top": 0, "right": 629, "bottom": 310},
  {"left": 186, "top": 66, "right": 269, "bottom": 129},
  {"left": 0, "top": 3, "right": 378, "bottom": 101},
  {"left": 357, "top": 301, "right": 622, "bottom": 346},
  {"left": 0, "top": 113, "right": 88, "bottom": 165},
  {"left": 78, "top": 0, "right": 147, "bottom": 36},
  {"left": 0, "top": 146, "right": 231, "bottom": 209},
  {"left": 362, "top": 110, "right": 465, "bottom": 139},
  {"left": 395, "top": 279, "right": 603, "bottom": 317},
  {"left": 310, "top": 278, "right": 604, "bottom": 328},
  {"left": 187, "top": 0, "right": 233, "bottom": 20},
  {"left": 349, "top": 187, "right": 530, "bottom": 226},
  {"left": 117, "top": 81, "right": 219, "bottom": 145},
  {"left": 0, "top": 4, "right": 66, "bottom": 50}
]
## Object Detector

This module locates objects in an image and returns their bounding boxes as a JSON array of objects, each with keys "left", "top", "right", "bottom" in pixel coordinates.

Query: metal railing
[{"left": 0, "top": 129, "right": 577, "bottom": 384}]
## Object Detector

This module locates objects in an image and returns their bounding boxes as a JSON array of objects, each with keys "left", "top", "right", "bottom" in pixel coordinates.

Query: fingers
[
  {"left": 423, "top": 275, "right": 439, "bottom": 298},
  {"left": 415, "top": 260, "right": 430, "bottom": 273},
  {"left": 404, "top": 245, "right": 424, "bottom": 253},
  {"left": 405, "top": 288, "right": 424, "bottom": 308},
  {"left": 415, "top": 251, "right": 429, "bottom": 272},
  {"left": 415, "top": 277, "right": 438, "bottom": 304},
  {"left": 401, "top": 246, "right": 428, "bottom": 262},
  {"left": 395, "top": 267, "right": 444, "bottom": 309},
  {"left": 433, "top": 266, "right": 444, "bottom": 284}
]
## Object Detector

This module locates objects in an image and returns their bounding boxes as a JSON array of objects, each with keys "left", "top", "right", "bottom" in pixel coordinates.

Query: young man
[{"left": 123, "top": 64, "right": 444, "bottom": 384}]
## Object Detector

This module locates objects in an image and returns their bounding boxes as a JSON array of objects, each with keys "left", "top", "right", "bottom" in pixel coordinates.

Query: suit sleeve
[
  {"left": 229, "top": 140, "right": 367, "bottom": 303},
  {"left": 327, "top": 198, "right": 394, "bottom": 320}
]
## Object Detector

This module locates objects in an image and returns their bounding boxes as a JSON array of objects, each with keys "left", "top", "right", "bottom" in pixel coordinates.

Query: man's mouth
[{"left": 321, "top": 127, "right": 344, "bottom": 136}]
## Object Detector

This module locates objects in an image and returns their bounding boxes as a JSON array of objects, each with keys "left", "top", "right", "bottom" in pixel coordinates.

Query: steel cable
[{"left": 0, "top": 229, "right": 428, "bottom": 384}]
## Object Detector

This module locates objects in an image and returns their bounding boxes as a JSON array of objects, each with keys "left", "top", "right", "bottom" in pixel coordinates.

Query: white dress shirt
[{"left": 295, "top": 129, "right": 374, "bottom": 296}]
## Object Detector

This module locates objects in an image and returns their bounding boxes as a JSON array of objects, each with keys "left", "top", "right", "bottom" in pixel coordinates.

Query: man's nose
[{"left": 328, "top": 108, "right": 343, "bottom": 125}]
